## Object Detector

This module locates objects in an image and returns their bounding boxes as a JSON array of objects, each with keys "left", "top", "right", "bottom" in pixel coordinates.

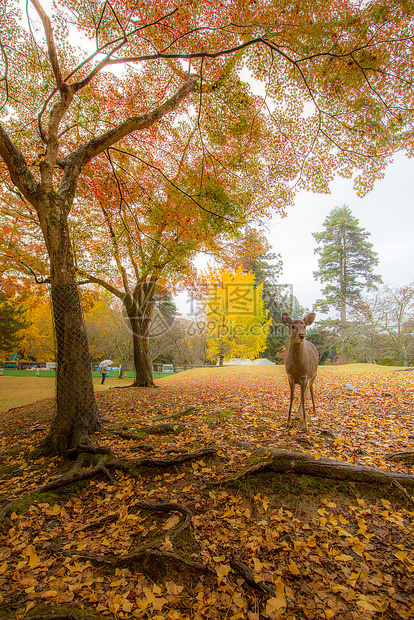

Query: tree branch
[
  {"left": 29, "top": 0, "right": 64, "bottom": 89},
  {"left": 77, "top": 270, "right": 125, "bottom": 302},
  {"left": 58, "top": 78, "right": 196, "bottom": 205},
  {"left": 0, "top": 123, "right": 40, "bottom": 207}
]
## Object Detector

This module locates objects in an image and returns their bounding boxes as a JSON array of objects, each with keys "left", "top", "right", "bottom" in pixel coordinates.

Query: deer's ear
[
  {"left": 303, "top": 312, "right": 316, "bottom": 326},
  {"left": 281, "top": 313, "right": 292, "bottom": 325}
]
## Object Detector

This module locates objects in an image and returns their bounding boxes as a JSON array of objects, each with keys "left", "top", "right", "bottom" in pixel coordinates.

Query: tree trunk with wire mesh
[{"left": 33, "top": 205, "right": 100, "bottom": 456}]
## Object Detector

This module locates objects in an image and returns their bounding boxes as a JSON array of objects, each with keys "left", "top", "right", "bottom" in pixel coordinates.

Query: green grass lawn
[{"left": 0, "top": 375, "right": 135, "bottom": 412}]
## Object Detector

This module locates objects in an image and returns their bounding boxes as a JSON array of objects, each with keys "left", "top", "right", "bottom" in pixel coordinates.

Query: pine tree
[
  {"left": 240, "top": 237, "right": 306, "bottom": 361},
  {"left": 0, "top": 292, "right": 31, "bottom": 352},
  {"left": 313, "top": 206, "right": 382, "bottom": 324}
]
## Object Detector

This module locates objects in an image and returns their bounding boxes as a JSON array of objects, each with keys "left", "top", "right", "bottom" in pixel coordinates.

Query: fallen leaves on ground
[{"left": 0, "top": 365, "right": 413, "bottom": 619}]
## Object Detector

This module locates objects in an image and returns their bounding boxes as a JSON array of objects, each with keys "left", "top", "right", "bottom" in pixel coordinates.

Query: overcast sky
[
  {"left": 266, "top": 150, "right": 414, "bottom": 314},
  {"left": 176, "top": 151, "right": 413, "bottom": 318}
]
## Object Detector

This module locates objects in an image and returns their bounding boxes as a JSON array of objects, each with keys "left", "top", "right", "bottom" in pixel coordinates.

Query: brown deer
[{"left": 281, "top": 312, "right": 318, "bottom": 430}]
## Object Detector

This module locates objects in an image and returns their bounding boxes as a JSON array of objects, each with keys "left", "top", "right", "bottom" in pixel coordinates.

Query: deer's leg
[
  {"left": 309, "top": 377, "right": 316, "bottom": 416},
  {"left": 287, "top": 378, "right": 295, "bottom": 427},
  {"left": 300, "top": 380, "right": 308, "bottom": 431},
  {"left": 298, "top": 384, "right": 308, "bottom": 416}
]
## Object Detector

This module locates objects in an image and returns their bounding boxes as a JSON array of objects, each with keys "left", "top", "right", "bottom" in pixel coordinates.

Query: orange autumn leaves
[{"left": 0, "top": 365, "right": 413, "bottom": 619}]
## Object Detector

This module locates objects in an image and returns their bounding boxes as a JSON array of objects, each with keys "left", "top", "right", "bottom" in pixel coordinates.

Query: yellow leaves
[
  {"left": 166, "top": 581, "right": 183, "bottom": 597},
  {"left": 24, "top": 545, "right": 40, "bottom": 570},
  {"left": 0, "top": 561, "right": 8, "bottom": 575},
  {"left": 253, "top": 493, "right": 269, "bottom": 513},
  {"left": 4, "top": 367, "right": 414, "bottom": 620},
  {"left": 215, "top": 563, "right": 231, "bottom": 583},
  {"left": 335, "top": 553, "right": 354, "bottom": 562},
  {"left": 288, "top": 559, "right": 301, "bottom": 576},
  {"left": 122, "top": 599, "right": 134, "bottom": 613},
  {"left": 162, "top": 514, "right": 180, "bottom": 531},
  {"left": 203, "top": 266, "right": 271, "bottom": 362},
  {"left": 138, "top": 586, "right": 154, "bottom": 610},
  {"left": 394, "top": 549, "right": 408, "bottom": 561},
  {"left": 152, "top": 596, "right": 168, "bottom": 611},
  {"left": 265, "top": 580, "right": 286, "bottom": 615},
  {"left": 40, "top": 589, "right": 59, "bottom": 599},
  {"left": 355, "top": 593, "right": 387, "bottom": 613}
]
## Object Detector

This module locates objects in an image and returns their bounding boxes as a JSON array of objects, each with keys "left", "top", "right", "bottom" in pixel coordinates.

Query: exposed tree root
[
  {"left": 391, "top": 479, "right": 414, "bottom": 507},
  {"left": 136, "top": 422, "right": 193, "bottom": 434},
  {"left": 111, "top": 422, "right": 193, "bottom": 442},
  {"left": 108, "top": 447, "right": 217, "bottom": 474},
  {"left": 386, "top": 450, "right": 414, "bottom": 465},
  {"left": 148, "top": 405, "right": 199, "bottom": 422},
  {"left": 130, "top": 443, "right": 156, "bottom": 452},
  {"left": 66, "top": 444, "right": 113, "bottom": 458},
  {"left": 112, "top": 431, "right": 148, "bottom": 441},
  {"left": 0, "top": 458, "right": 112, "bottom": 522},
  {"left": 0, "top": 448, "right": 217, "bottom": 523},
  {"left": 231, "top": 449, "right": 414, "bottom": 491},
  {"left": 131, "top": 500, "right": 194, "bottom": 540},
  {"left": 229, "top": 558, "right": 275, "bottom": 596},
  {"left": 73, "top": 545, "right": 213, "bottom": 574}
]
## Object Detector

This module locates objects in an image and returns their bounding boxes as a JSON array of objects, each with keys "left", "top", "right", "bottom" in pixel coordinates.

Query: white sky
[
  {"left": 266, "top": 151, "right": 414, "bottom": 314},
  {"left": 176, "top": 151, "right": 413, "bottom": 318}
]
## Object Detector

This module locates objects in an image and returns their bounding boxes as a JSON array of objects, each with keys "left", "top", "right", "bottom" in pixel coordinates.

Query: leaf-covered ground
[{"left": 0, "top": 365, "right": 413, "bottom": 620}]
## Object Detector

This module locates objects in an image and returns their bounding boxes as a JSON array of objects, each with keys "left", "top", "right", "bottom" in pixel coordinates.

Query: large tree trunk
[
  {"left": 33, "top": 203, "right": 99, "bottom": 456},
  {"left": 128, "top": 314, "right": 155, "bottom": 387}
]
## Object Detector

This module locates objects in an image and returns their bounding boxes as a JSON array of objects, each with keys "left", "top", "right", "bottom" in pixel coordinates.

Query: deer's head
[{"left": 282, "top": 312, "right": 315, "bottom": 344}]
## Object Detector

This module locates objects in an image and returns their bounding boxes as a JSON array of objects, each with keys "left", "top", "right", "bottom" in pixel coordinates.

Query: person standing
[{"left": 100, "top": 364, "right": 109, "bottom": 385}]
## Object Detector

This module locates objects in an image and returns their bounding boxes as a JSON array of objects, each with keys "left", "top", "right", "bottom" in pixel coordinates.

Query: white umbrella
[{"left": 98, "top": 359, "right": 113, "bottom": 368}]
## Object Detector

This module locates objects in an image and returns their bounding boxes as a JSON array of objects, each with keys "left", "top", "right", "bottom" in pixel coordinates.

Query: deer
[{"left": 281, "top": 312, "right": 319, "bottom": 431}]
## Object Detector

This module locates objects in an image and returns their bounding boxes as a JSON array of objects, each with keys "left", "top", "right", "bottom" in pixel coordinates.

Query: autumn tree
[
  {"left": 2, "top": 0, "right": 414, "bottom": 454},
  {"left": 313, "top": 206, "right": 382, "bottom": 324},
  {"left": 72, "top": 144, "right": 261, "bottom": 385},
  {"left": 204, "top": 267, "right": 271, "bottom": 365}
]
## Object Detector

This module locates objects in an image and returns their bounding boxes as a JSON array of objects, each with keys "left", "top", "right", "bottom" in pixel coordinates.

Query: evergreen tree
[
  {"left": 313, "top": 206, "right": 382, "bottom": 324},
  {"left": 246, "top": 247, "right": 307, "bottom": 361},
  {"left": 0, "top": 292, "right": 31, "bottom": 352}
]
